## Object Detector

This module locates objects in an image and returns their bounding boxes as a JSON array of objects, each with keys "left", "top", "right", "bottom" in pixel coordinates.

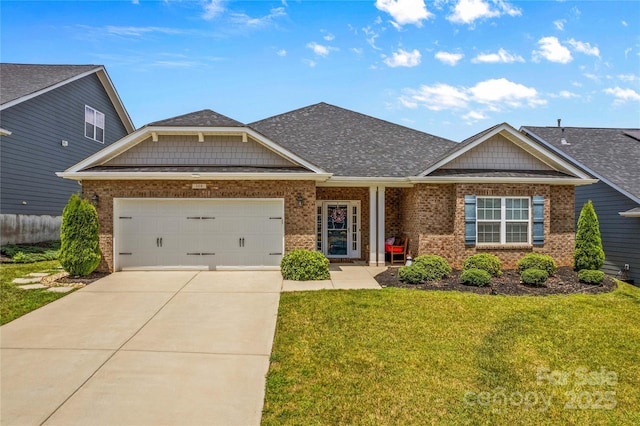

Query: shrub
[
  {"left": 520, "top": 268, "right": 549, "bottom": 286},
  {"left": 460, "top": 268, "right": 491, "bottom": 287},
  {"left": 59, "top": 194, "right": 101, "bottom": 276},
  {"left": 578, "top": 269, "right": 605, "bottom": 285},
  {"left": 280, "top": 249, "right": 330, "bottom": 281},
  {"left": 398, "top": 264, "right": 428, "bottom": 284},
  {"left": 413, "top": 255, "right": 452, "bottom": 281},
  {"left": 1, "top": 241, "right": 60, "bottom": 263},
  {"left": 574, "top": 200, "right": 605, "bottom": 271},
  {"left": 463, "top": 253, "right": 502, "bottom": 277},
  {"left": 517, "top": 253, "right": 558, "bottom": 276}
]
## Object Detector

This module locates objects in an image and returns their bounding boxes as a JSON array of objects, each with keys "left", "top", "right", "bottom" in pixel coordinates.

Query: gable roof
[
  {"left": 147, "top": 109, "right": 244, "bottom": 128},
  {"left": 521, "top": 126, "right": 640, "bottom": 203},
  {"left": 249, "top": 102, "right": 457, "bottom": 177},
  {"left": 0, "top": 63, "right": 135, "bottom": 133},
  {"left": 417, "top": 122, "right": 593, "bottom": 183}
]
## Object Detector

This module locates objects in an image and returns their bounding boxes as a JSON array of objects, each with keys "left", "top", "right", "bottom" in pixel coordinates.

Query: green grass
[
  {"left": 0, "top": 241, "right": 60, "bottom": 263},
  {"left": 263, "top": 283, "right": 640, "bottom": 425},
  {"left": 0, "top": 261, "right": 69, "bottom": 325}
]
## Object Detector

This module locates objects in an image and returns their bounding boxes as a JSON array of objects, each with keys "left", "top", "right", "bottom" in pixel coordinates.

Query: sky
[{"left": 1, "top": 0, "right": 639, "bottom": 141}]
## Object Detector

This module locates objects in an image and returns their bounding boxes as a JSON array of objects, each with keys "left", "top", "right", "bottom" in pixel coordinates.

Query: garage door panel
[{"left": 116, "top": 199, "right": 283, "bottom": 270}]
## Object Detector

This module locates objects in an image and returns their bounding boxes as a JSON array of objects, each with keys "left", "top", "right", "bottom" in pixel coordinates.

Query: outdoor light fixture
[
  {"left": 296, "top": 193, "right": 305, "bottom": 207},
  {"left": 90, "top": 193, "right": 100, "bottom": 207}
]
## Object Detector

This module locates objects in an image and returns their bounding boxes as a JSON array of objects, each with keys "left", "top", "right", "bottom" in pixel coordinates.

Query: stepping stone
[
  {"left": 28, "top": 273, "right": 50, "bottom": 277},
  {"left": 12, "top": 278, "right": 42, "bottom": 284},
  {"left": 18, "top": 284, "right": 47, "bottom": 290},
  {"left": 47, "top": 287, "right": 73, "bottom": 293}
]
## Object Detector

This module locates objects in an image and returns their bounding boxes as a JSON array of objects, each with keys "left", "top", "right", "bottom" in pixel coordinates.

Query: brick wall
[
  {"left": 401, "top": 183, "right": 575, "bottom": 269},
  {"left": 82, "top": 180, "right": 316, "bottom": 272}
]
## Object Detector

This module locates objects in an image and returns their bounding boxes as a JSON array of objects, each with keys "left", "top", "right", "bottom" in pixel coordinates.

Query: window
[
  {"left": 477, "top": 197, "right": 530, "bottom": 244},
  {"left": 85, "top": 105, "right": 105, "bottom": 143}
]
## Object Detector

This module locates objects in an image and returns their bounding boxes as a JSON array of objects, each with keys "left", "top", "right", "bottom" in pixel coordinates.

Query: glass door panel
[{"left": 327, "top": 204, "right": 348, "bottom": 256}]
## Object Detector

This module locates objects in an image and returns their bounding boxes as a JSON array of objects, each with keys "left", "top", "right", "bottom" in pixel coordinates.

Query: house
[
  {"left": 57, "top": 103, "right": 595, "bottom": 273},
  {"left": 0, "top": 63, "right": 134, "bottom": 244},
  {"left": 521, "top": 125, "right": 640, "bottom": 284}
]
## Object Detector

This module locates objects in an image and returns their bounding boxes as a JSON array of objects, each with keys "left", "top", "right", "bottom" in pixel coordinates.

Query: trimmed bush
[
  {"left": 578, "top": 269, "right": 605, "bottom": 285},
  {"left": 460, "top": 268, "right": 491, "bottom": 287},
  {"left": 280, "top": 249, "right": 330, "bottom": 281},
  {"left": 398, "top": 264, "right": 428, "bottom": 284},
  {"left": 574, "top": 200, "right": 605, "bottom": 271},
  {"left": 413, "top": 255, "right": 452, "bottom": 281},
  {"left": 463, "top": 253, "right": 502, "bottom": 277},
  {"left": 59, "top": 194, "right": 101, "bottom": 276},
  {"left": 520, "top": 268, "right": 549, "bottom": 286},
  {"left": 517, "top": 253, "right": 558, "bottom": 276}
]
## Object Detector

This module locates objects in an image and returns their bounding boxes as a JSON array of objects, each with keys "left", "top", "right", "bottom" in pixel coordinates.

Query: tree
[
  {"left": 574, "top": 200, "right": 605, "bottom": 271},
  {"left": 59, "top": 193, "right": 101, "bottom": 276}
]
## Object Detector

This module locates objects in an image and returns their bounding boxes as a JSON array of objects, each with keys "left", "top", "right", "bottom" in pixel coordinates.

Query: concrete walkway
[{"left": 1, "top": 267, "right": 381, "bottom": 426}]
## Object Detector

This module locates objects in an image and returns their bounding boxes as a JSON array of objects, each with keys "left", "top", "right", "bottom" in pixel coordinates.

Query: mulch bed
[
  {"left": 42, "top": 271, "right": 110, "bottom": 287},
  {"left": 374, "top": 266, "right": 616, "bottom": 296}
]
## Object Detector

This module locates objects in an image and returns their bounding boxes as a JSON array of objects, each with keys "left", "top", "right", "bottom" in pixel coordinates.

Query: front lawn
[
  {"left": 0, "top": 261, "right": 67, "bottom": 325},
  {"left": 263, "top": 282, "right": 640, "bottom": 425}
]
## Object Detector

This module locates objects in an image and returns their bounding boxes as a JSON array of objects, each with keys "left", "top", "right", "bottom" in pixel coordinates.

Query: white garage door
[{"left": 114, "top": 199, "right": 284, "bottom": 271}]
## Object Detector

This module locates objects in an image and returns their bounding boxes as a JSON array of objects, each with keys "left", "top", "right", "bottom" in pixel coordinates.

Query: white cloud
[
  {"left": 618, "top": 73, "right": 639, "bottom": 82},
  {"left": 462, "top": 110, "right": 488, "bottom": 122},
  {"left": 229, "top": 7, "right": 286, "bottom": 27},
  {"left": 323, "top": 33, "right": 335, "bottom": 41},
  {"left": 471, "top": 48, "right": 524, "bottom": 63},
  {"left": 435, "top": 51, "right": 464, "bottom": 66},
  {"left": 203, "top": 0, "right": 225, "bottom": 20},
  {"left": 303, "top": 59, "right": 317, "bottom": 68},
  {"left": 401, "top": 83, "right": 469, "bottom": 111},
  {"left": 276, "top": 49, "right": 287, "bottom": 57},
  {"left": 362, "top": 26, "right": 381, "bottom": 50},
  {"left": 351, "top": 47, "right": 363, "bottom": 54},
  {"left": 549, "top": 90, "right": 579, "bottom": 99},
  {"left": 532, "top": 36, "right": 572, "bottom": 63},
  {"left": 105, "top": 26, "right": 184, "bottom": 37},
  {"left": 604, "top": 87, "right": 640, "bottom": 104},
  {"left": 375, "top": 0, "right": 433, "bottom": 26},
  {"left": 470, "top": 78, "right": 545, "bottom": 108},
  {"left": 400, "top": 78, "right": 545, "bottom": 115},
  {"left": 567, "top": 38, "right": 600, "bottom": 57},
  {"left": 553, "top": 19, "right": 566, "bottom": 31},
  {"left": 384, "top": 48, "right": 422, "bottom": 67},
  {"left": 306, "top": 42, "right": 337, "bottom": 57},
  {"left": 622, "top": 20, "right": 628, "bottom": 27},
  {"left": 447, "top": 0, "right": 521, "bottom": 25}
]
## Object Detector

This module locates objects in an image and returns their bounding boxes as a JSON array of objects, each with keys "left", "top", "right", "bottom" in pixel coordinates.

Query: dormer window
[{"left": 85, "top": 105, "right": 105, "bottom": 143}]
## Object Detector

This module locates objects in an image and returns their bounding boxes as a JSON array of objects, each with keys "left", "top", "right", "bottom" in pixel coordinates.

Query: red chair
[{"left": 385, "top": 236, "right": 408, "bottom": 265}]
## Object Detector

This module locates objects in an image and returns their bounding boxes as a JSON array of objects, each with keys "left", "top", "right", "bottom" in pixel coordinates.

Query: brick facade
[
  {"left": 85, "top": 179, "right": 575, "bottom": 272},
  {"left": 400, "top": 183, "right": 575, "bottom": 269},
  {"left": 82, "top": 180, "right": 316, "bottom": 272}
]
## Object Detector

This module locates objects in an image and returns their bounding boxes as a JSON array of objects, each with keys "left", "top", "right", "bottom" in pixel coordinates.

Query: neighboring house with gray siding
[
  {"left": 522, "top": 125, "right": 640, "bottom": 285},
  {"left": 0, "top": 63, "right": 135, "bottom": 244}
]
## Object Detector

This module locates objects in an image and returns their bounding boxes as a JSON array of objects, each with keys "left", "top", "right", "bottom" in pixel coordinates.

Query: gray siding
[
  {"left": 0, "top": 73, "right": 129, "bottom": 216},
  {"left": 576, "top": 182, "right": 640, "bottom": 284}
]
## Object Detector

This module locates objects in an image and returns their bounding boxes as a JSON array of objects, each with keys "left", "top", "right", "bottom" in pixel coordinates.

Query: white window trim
[
  {"left": 476, "top": 196, "right": 532, "bottom": 245},
  {"left": 85, "top": 105, "right": 105, "bottom": 144}
]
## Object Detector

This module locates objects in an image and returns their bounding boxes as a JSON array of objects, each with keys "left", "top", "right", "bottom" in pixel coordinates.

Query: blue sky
[{"left": 2, "top": 0, "right": 639, "bottom": 141}]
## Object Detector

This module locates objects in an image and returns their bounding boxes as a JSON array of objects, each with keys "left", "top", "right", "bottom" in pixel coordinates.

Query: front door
[{"left": 316, "top": 201, "right": 361, "bottom": 259}]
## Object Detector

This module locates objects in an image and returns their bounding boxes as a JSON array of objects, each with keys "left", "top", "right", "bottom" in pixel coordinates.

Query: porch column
[
  {"left": 377, "top": 186, "right": 386, "bottom": 266},
  {"left": 369, "top": 186, "right": 377, "bottom": 266}
]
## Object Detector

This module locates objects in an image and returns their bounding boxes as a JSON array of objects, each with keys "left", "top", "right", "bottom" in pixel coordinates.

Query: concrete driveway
[{"left": 0, "top": 271, "right": 282, "bottom": 426}]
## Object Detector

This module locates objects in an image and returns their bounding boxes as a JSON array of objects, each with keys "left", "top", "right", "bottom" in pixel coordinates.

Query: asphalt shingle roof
[
  {"left": 147, "top": 109, "right": 244, "bottom": 127},
  {"left": 522, "top": 126, "right": 640, "bottom": 200},
  {"left": 0, "top": 63, "right": 100, "bottom": 105},
  {"left": 249, "top": 102, "right": 457, "bottom": 177}
]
